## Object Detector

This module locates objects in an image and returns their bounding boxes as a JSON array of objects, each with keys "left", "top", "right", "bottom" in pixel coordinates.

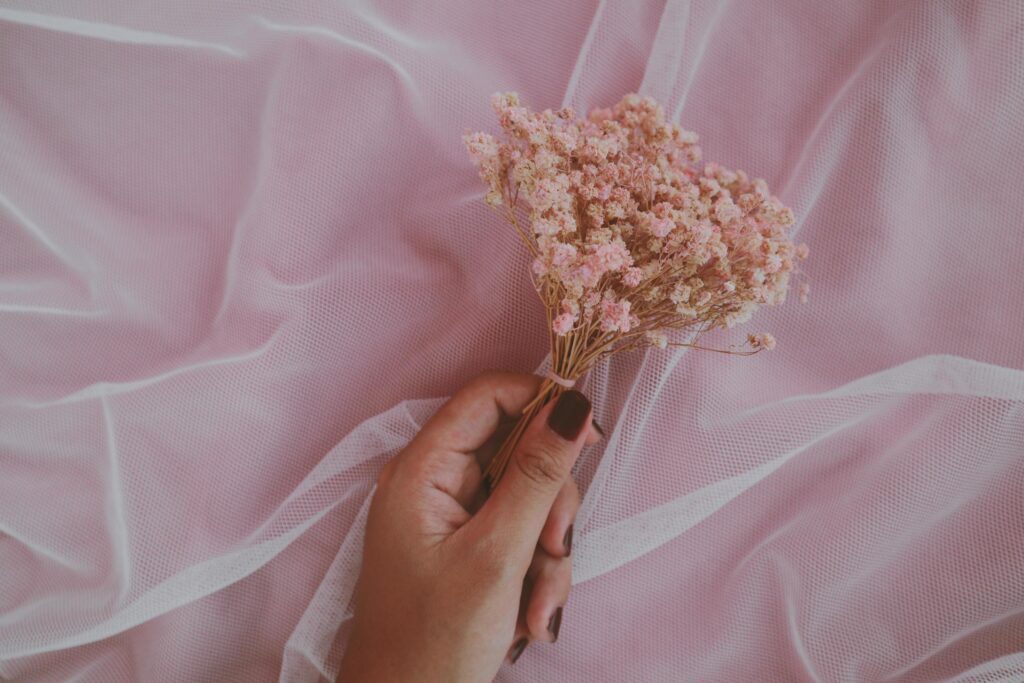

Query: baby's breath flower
[
  {"left": 622, "top": 267, "right": 643, "bottom": 287},
  {"left": 747, "top": 332, "right": 776, "bottom": 351},
  {"left": 551, "top": 243, "right": 578, "bottom": 268},
  {"left": 646, "top": 330, "right": 668, "bottom": 349},
  {"left": 599, "top": 298, "right": 633, "bottom": 332},
  {"left": 799, "top": 282, "right": 810, "bottom": 304},
  {"left": 466, "top": 91, "right": 804, "bottom": 351},
  {"left": 552, "top": 312, "right": 575, "bottom": 336},
  {"left": 670, "top": 283, "right": 692, "bottom": 307}
]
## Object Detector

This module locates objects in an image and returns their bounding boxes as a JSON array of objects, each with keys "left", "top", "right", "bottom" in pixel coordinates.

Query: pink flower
[
  {"left": 714, "top": 199, "right": 742, "bottom": 224},
  {"left": 670, "top": 283, "right": 692, "bottom": 307},
  {"left": 652, "top": 201, "right": 673, "bottom": 217},
  {"left": 646, "top": 330, "right": 668, "bottom": 348},
  {"left": 747, "top": 332, "right": 776, "bottom": 350},
  {"left": 799, "top": 282, "right": 810, "bottom": 304},
  {"left": 534, "top": 148, "right": 562, "bottom": 172},
  {"left": 551, "top": 127, "right": 578, "bottom": 153},
  {"left": 554, "top": 210, "right": 577, "bottom": 233},
  {"left": 724, "top": 305, "right": 754, "bottom": 328},
  {"left": 764, "top": 253, "right": 783, "bottom": 274},
  {"left": 551, "top": 243, "right": 578, "bottom": 268},
  {"left": 525, "top": 118, "right": 549, "bottom": 146},
  {"left": 530, "top": 174, "right": 573, "bottom": 213},
  {"left": 552, "top": 312, "right": 575, "bottom": 336},
  {"left": 467, "top": 90, "right": 804, "bottom": 365},
  {"left": 600, "top": 298, "right": 633, "bottom": 332},
  {"left": 462, "top": 131, "right": 498, "bottom": 162},
  {"left": 593, "top": 240, "right": 632, "bottom": 272},
  {"left": 700, "top": 177, "right": 721, "bottom": 197},
  {"left": 532, "top": 217, "right": 560, "bottom": 236},
  {"left": 649, "top": 216, "right": 674, "bottom": 238},
  {"left": 565, "top": 260, "right": 601, "bottom": 289},
  {"left": 623, "top": 267, "right": 643, "bottom": 287},
  {"left": 690, "top": 221, "right": 713, "bottom": 245}
]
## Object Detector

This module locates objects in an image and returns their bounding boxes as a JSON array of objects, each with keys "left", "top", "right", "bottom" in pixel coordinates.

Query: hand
[{"left": 338, "top": 371, "right": 598, "bottom": 682}]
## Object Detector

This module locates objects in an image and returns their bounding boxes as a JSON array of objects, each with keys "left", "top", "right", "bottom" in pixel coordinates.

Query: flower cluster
[{"left": 464, "top": 92, "right": 807, "bottom": 373}]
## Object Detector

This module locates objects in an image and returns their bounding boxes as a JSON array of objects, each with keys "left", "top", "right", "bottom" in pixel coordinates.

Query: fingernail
[
  {"left": 509, "top": 637, "right": 528, "bottom": 664},
  {"left": 563, "top": 524, "right": 574, "bottom": 556},
  {"left": 548, "top": 607, "right": 564, "bottom": 641},
  {"left": 591, "top": 419, "right": 605, "bottom": 438},
  {"left": 548, "top": 390, "right": 591, "bottom": 441}
]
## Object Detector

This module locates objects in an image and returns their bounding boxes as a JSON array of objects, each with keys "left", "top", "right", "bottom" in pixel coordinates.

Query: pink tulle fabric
[{"left": 2, "top": 2, "right": 1023, "bottom": 681}]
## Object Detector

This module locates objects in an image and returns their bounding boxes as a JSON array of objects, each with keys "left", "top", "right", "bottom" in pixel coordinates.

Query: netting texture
[{"left": 2, "top": 1, "right": 1023, "bottom": 681}]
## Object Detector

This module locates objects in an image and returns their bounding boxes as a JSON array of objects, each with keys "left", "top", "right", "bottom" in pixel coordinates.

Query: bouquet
[{"left": 463, "top": 92, "right": 808, "bottom": 489}]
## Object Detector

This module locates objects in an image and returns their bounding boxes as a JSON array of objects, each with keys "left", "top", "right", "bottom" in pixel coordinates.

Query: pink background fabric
[{"left": 2, "top": 1, "right": 1024, "bottom": 680}]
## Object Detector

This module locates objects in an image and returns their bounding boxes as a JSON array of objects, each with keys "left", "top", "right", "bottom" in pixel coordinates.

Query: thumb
[{"left": 472, "top": 390, "right": 592, "bottom": 558}]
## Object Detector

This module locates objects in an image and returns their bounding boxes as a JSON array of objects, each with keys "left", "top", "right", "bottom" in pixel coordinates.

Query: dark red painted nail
[
  {"left": 548, "top": 607, "right": 564, "bottom": 641},
  {"left": 509, "top": 637, "right": 528, "bottom": 664},
  {"left": 548, "top": 390, "right": 591, "bottom": 441},
  {"left": 563, "top": 524, "right": 574, "bottom": 556}
]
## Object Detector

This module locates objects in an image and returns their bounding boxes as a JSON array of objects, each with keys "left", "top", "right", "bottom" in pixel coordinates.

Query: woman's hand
[{"left": 338, "top": 371, "right": 598, "bottom": 682}]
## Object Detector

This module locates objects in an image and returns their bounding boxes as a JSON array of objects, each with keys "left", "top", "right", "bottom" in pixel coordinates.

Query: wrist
[{"left": 339, "top": 620, "right": 489, "bottom": 683}]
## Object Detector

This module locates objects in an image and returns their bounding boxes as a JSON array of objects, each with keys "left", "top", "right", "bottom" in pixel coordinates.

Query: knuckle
[
  {"left": 514, "top": 440, "right": 565, "bottom": 488},
  {"left": 468, "top": 369, "right": 501, "bottom": 392},
  {"left": 447, "top": 370, "right": 502, "bottom": 410}
]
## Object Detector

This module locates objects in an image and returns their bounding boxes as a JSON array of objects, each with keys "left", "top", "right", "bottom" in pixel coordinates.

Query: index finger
[{"left": 414, "top": 371, "right": 544, "bottom": 454}]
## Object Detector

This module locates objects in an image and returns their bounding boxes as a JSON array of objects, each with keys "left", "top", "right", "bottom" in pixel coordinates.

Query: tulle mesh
[{"left": 2, "top": 1, "right": 1023, "bottom": 680}]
